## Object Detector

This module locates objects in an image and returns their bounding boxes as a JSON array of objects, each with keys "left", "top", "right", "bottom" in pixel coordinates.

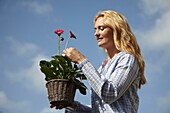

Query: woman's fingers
[
  {"left": 50, "top": 104, "right": 55, "bottom": 108},
  {"left": 63, "top": 47, "right": 86, "bottom": 64}
]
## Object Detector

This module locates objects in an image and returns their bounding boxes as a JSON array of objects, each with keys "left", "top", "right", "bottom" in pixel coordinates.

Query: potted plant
[{"left": 39, "top": 30, "right": 87, "bottom": 108}]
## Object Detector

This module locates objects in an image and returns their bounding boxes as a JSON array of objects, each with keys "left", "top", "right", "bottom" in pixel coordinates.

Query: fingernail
[{"left": 62, "top": 54, "right": 65, "bottom": 56}]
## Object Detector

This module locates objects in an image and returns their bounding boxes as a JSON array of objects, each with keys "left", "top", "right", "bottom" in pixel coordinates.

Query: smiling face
[{"left": 94, "top": 17, "right": 115, "bottom": 49}]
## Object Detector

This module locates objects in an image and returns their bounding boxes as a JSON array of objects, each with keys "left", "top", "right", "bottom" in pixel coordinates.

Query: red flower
[
  {"left": 54, "top": 30, "right": 64, "bottom": 36},
  {"left": 70, "top": 31, "right": 76, "bottom": 39}
]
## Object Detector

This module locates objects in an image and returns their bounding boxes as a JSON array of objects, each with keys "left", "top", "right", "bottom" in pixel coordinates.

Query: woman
[{"left": 60, "top": 10, "right": 146, "bottom": 113}]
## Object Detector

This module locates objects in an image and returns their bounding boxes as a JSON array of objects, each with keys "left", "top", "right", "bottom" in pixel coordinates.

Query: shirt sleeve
[{"left": 79, "top": 54, "right": 140, "bottom": 104}]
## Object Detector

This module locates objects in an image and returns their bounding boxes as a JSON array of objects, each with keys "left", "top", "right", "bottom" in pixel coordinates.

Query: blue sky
[{"left": 0, "top": 0, "right": 170, "bottom": 113}]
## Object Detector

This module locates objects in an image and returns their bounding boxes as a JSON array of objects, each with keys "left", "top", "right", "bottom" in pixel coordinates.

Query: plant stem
[
  {"left": 65, "top": 37, "right": 70, "bottom": 49},
  {"left": 58, "top": 37, "right": 61, "bottom": 55}
]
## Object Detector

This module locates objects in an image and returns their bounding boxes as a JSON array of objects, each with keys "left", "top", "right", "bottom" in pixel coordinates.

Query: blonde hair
[{"left": 94, "top": 10, "right": 146, "bottom": 88}]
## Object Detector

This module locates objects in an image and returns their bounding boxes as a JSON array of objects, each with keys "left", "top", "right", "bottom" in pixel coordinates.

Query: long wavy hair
[{"left": 94, "top": 10, "right": 146, "bottom": 88}]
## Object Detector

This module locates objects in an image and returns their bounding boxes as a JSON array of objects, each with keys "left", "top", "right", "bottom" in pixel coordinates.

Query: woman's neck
[
  {"left": 105, "top": 48, "right": 120, "bottom": 61},
  {"left": 101, "top": 49, "right": 120, "bottom": 69}
]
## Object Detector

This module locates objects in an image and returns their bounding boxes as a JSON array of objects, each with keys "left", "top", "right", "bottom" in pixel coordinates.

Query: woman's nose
[{"left": 94, "top": 30, "right": 99, "bottom": 37}]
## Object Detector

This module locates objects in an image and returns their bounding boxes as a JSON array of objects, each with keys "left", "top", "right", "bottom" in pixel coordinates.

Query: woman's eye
[
  {"left": 99, "top": 26, "right": 105, "bottom": 30},
  {"left": 94, "top": 26, "right": 106, "bottom": 32}
]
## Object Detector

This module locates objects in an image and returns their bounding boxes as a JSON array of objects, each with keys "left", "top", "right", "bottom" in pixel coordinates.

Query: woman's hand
[
  {"left": 63, "top": 47, "right": 86, "bottom": 64},
  {"left": 50, "top": 101, "right": 76, "bottom": 110}
]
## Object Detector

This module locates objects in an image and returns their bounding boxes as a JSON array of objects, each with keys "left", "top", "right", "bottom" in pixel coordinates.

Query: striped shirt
[{"left": 66, "top": 51, "right": 140, "bottom": 113}]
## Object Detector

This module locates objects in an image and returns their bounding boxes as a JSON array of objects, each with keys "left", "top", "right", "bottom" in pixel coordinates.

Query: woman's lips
[{"left": 97, "top": 37, "right": 103, "bottom": 42}]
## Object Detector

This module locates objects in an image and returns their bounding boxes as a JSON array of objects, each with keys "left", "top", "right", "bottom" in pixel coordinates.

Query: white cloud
[
  {"left": 21, "top": 1, "right": 53, "bottom": 15},
  {"left": 5, "top": 37, "right": 49, "bottom": 92},
  {"left": 6, "top": 53, "right": 48, "bottom": 92},
  {"left": 157, "top": 92, "right": 170, "bottom": 112},
  {"left": 0, "top": 91, "right": 8, "bottom": 107},
  {"left": 138, "top": 1, "right": 170, "bottom": 112},
  {"left": 0, "top": 91, "right": 31, "bottom": 113},
  {"left": 7, "top": 36, "right": 40, "bottom": 56},
  {"left": 141, "top": 0, "right": 170, "bottom": 15},
  {"left": 138, "top": 0, "right": 170, "bottom": 88},
  {"left": 136, "top": 7, "right": 170, "bottom": 84},
  {"left": 40, "top": 107, "right": 64, "bottom": 113},
  {"left": 138, "top": 0, "right": 170, "bottom": 50},
  {"left": 139, "top": 11, "right": 170, "bottom": 49}
]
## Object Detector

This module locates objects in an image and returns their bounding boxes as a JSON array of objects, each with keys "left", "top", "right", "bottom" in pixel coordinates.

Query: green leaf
[
  {"left": 75, "top": 74, "right": 87, "bottom": 80},
  {"left": 40, "top": 66, "right": 54, "bottom": 80},
  {"left": 39, "top": 60, "right": 50, "bottom": 67},
  {"left": 72, "top": 78, "right": 87, "bottom": 95},
  {"left": 52, "top": 55, "right": 72, "bottom": 67},
  {"left": 50, "top": 60, "right": 58, "bottom": 68}
]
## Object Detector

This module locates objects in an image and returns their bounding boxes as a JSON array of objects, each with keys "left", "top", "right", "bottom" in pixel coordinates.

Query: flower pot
[{"left": 46, "top": 79, "right": 76, "bottom": 107}]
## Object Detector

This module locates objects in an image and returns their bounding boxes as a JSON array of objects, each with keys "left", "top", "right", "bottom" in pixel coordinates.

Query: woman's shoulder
[
  {"left": 117, "top": 51, "right": 135, "bottom": 59},
  {"left": 115, "top": 51, "right": 137, "bottom": 66},
  {"left": 118, "top": 51, "right": 131, "bottom": 56}
]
